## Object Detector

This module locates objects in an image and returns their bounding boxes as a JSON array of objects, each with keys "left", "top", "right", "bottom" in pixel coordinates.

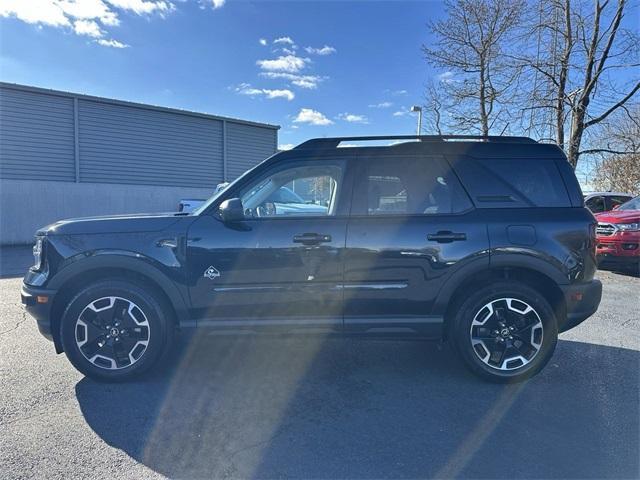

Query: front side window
[
  {"left": 609, "top": 196, "right": 632, "bottom": 210},
  {"left": 239, "top": 163, "right": 342, "bottom": 218},
  {"left": 358, "top": 156, "right": 472, "bottom": 216}
]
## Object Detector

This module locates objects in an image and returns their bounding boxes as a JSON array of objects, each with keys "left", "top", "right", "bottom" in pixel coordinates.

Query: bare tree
[
  {"left": 423, "top": 81, "right": 444, "bottom": 135},
  {"left": 590, "top": 105, "right": 640, "bottom": 194},
  {"left": 520, "top": 0, "right": 639, "bottom": 168},
  {"left": 423, "top": 0, "right": 525, "bottom": 135}
]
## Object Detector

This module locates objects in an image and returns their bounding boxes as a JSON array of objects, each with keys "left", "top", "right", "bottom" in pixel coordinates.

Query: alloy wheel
[
  {"left": 470, "top": 298, "right": 544, "bottom": 371},
  {"left": 75, "top": 296, "right": 150, "bottom": 370}
]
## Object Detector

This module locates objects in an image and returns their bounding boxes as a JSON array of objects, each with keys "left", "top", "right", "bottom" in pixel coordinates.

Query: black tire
[
  {"left": 450, "top": 281, "right": 558, "bottom": 383},
  {"left": 60, "top": 279, "right": 173, "bottom": 382}
]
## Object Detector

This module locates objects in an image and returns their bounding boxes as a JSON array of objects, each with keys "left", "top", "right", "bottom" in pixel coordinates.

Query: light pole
[{"left": 411, "top": 105, "right": 422, "bottom": 136}]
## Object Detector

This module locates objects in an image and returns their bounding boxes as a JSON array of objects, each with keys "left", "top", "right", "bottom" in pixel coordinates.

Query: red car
[{"left": 595, "top": 195, "right": 640, "bottom": 273}]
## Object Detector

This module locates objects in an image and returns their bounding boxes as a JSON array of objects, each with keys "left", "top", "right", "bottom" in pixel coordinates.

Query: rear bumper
[
  {"left": 559, "top": 279, "right": 602, "bottom": 333},
  {"left": 21, "top": 284, "right": 57, "bottom": 343}
]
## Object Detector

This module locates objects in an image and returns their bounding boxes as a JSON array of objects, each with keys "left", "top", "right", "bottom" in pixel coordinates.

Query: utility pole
[{"left": 411, "top": 105, "right": 423, "bottom": 135}]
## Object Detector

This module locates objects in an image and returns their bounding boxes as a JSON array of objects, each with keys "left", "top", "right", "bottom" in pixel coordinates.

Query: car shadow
[
  {"left": 598, "top": 265, "right": 640, "bottom": 278},
  {"left": 75, "top": 334, "right": 639, "bottom": 479}
]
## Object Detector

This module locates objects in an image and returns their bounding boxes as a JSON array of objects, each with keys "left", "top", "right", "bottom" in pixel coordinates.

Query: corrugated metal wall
[
  {"left": 78, "top": 100, "right": 225, "bottom": 187},
  {"left": 0, "top": 83, "right": 279, "bottom": 245},
  {"left": 0, "top": 83, "right": 278, "bottom": 187},
  {"left": 226, "top": 122, "right": 277, "bottom": 180},
  {"left": 0, "top": 87, "right": 76, "bottom": 182}
]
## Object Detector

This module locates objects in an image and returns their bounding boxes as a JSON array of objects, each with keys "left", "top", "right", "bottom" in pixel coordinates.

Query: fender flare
[
  {"left": 431, "top": 251, "right": 568, "bottom": 316},
  {"left": 49, "top": 250, "right": 190, "bottom": 323}
]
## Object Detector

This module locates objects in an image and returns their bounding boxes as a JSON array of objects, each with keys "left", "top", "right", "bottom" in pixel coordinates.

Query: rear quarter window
[{"left": 450, "top": 156, "right": 572, "bottom": 208}]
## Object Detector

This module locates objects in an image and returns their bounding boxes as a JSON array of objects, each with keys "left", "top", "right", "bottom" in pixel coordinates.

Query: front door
[
  {"left": 343, "top": 153, "right": 489, "bottom": 335},
  {"left": 187, "top": 159, "right": 349, "bottom": 330}
]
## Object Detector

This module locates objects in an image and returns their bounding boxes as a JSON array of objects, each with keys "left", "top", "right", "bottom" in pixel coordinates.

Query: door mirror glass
[{"left": 219, "top": 198, "right": 245, "bottom": 223}]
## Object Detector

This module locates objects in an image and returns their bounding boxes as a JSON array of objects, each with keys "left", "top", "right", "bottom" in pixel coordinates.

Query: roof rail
[{"left": 294, "top": 135, "right": 538, "bottom": 149}]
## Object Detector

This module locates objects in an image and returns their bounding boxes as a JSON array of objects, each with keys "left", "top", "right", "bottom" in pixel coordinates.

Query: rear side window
[
  {"left": 451, "top": 157, "right": 571, "bottom": 208},
  {"left": 354, "top": 156, "right": 472, "bottom": 215},
  {"left": 586, "top": 196, "right": 606, "bottom": 213}
]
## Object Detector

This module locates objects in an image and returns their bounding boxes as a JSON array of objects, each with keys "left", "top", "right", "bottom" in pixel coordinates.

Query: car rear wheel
[
  {"left": 60, "top": 280, "right": 173, "bottom": 381},
  {"left": 451, "top": 282, "right": 558, "bottom": 383}
]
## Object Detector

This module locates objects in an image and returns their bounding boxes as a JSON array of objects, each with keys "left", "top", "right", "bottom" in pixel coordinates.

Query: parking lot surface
[{"left": 1, "top": 260, "right": 638, "bottom": 479}]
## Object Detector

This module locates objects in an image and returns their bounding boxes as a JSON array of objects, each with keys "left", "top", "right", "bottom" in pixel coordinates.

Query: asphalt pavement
[{"left": 0, "top": 256, "right": 638, "bottom": 479}]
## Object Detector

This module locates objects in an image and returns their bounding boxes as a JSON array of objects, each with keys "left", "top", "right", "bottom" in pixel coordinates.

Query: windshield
[
  {"left": 618, "top": 196, "right": 640, "bottom": 211},
  {"left": 268, "top": 186, "right": 305, "bottom": 204}
]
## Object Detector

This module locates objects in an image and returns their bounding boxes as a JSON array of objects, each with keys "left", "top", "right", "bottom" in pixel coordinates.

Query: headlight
[
  {"left": 33, "top": 236, "right": 44, "bottom": 270},
  {"left": 617, "top": 223, "right": 640, "bottom": 232}
]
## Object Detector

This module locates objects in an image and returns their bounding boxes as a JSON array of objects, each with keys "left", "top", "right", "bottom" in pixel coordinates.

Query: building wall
[
  {"left": 0, "top": 179, "right": 213, "bottom": 245},
  {"left": 0, "top": 83, "right": 278, "bottom": 245}
]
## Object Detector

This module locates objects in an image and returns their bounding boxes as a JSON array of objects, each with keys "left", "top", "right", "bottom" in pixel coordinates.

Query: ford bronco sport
[{"left": 22, "top": 135, "right": 602, "bottom": 382}]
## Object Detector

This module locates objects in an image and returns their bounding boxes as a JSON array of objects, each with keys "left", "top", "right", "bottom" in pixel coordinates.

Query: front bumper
[
  {"left": 21, "top": 284, "right": 57, "bottom": 343},
  {"left": 559, "top": 279, "right": 602, "bottom": 333},
  {"left": 596, "top": 235, "right": 640, "bottom": 259}
]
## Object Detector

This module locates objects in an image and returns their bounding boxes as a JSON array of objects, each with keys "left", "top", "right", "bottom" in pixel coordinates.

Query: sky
[{"left": 0, "top": 0, "right": 443, "bottom": 150}]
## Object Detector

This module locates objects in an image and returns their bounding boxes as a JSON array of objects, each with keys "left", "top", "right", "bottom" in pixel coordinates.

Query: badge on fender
[{"left": 204, "top": 266, "right": 221, "bottom": 280}]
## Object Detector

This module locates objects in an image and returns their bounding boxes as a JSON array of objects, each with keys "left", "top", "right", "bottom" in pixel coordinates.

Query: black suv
[{"left": 22, "top": 135, "right": 602, "bottom": 382}]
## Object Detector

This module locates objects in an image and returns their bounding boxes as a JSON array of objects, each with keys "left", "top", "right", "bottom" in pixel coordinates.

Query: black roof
[{"left": 292, "top": 135, "right": 565, "bottom": 159}]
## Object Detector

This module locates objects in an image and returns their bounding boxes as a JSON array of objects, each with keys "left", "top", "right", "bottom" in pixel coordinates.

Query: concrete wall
[{"left": 0, "top": 179, "right": 212, "bottom": 245}]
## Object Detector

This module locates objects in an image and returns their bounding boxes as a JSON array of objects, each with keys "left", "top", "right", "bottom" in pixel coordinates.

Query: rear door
[{"left": 343, "top": 152, "right": 489, "bottom": 335}]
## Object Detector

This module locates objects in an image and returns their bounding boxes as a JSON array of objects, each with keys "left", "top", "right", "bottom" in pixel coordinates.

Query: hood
[
  {"left": 37, "top": 212, "right": 186, "bottom": 236},
  {"left": 595, "top": 209, "right": 640, "bottom": 224}
]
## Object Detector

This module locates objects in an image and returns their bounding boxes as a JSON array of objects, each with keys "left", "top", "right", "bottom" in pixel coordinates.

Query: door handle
[
  {"left": 293, "top": 233, "right": 332, "bottom": 245},
  {"left": 427, "top": 231, "right": 467, "bottom": 243}
]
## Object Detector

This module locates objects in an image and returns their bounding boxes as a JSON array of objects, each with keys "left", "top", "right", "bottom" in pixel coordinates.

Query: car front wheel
[
  {"left": 451, "top": 282, "right": 558, "bottom": 383},
  {"left": 60, "top": 279, "right": 172, "bottom": 381}
]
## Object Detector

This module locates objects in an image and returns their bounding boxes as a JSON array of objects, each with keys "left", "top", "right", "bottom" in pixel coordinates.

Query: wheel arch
[
  {"left": 48, "top": 253, "right": 188, "bottom": 353},
  {"left": 440, "top": 266, "right": 566, "bottom": 340}
]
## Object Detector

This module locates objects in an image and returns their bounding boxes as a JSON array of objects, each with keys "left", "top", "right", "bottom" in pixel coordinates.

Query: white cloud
[
  {"left": 273, "top": 36, "right": 295, "bottom": 45},
  {"left": 257, "top": 55, "right": 309, "bottom": 73},
  {"left": 294, "top": 108, "right": 333, "bottom": 126},
  {"left": 235, "top": 83, "right": 295, "bottom": 101},
  {"left": 392, "top": 89, "right": 408, "bottom": 96},
  {"left": 0, "top": 0, "right": 190, "bottom": 48},
  {"left": 259, "top": 38, "right": 267, "bottom": 46},
  {"left": 106, "top": 0, "right": 173, "bottom": 15},
  {"left": 393, "top": 109, "right": 410, "bottom": 117},
  {"left": 437, "top": 71, "right": 457, "bottom": 83},
  {"left": 73, "top": 19, "right": 103, "bottom": 38},
  {"left": 97, "top": 38, "right": 129, "bottom": 48},
  {"left": 210, "top": 0, "right": 226, "bottom": 8},
  {"left": 338, "top": 113, "right": 368, "bottom": 124},
  {"left": 304, "top": 45, "right": 336, "bottom": 55},
  {"left": 260, "top": 72, "right": 324, "bottom": 89},
  {"left": 59, "top": 0, "right": 119, "bottom": 26},
  {"left": 0, "top": 0, "right": 70, "bottom": 26},
  {"left": 369, "top": 101, "right": 393, "bottom": 108},
  {"left": 279, "top": 143, "right": 295, "bottom": 151}
]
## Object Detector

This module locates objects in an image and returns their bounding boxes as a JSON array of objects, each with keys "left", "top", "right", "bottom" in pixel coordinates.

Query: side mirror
[{"left": 219, "top": 198, "right": 245, "bottom": 223}]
